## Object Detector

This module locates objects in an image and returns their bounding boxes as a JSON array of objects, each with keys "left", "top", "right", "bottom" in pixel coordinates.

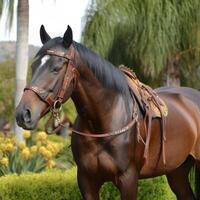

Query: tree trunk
[
  {"left": 163, "top": 55, "right": 180, "bottom": 87},
  {"left": 15, "top": 0, "right": 29, "bottom": 141}
]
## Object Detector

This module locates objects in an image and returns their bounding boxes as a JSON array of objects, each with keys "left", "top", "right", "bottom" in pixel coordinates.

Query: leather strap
[
  {"left": 71, "top": 104, "right": 138, "bottom": 137},
  {"left": 24, "top": 48, "right": 79, "bottom": 110}
]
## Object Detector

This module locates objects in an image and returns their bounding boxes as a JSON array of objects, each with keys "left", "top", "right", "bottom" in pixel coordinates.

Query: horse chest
[
  {"left": 72, "top": 137, "right": 126, "bottom": 175},
  {"left": 84, "top": 148, "right": 118, "bottom": 175}
]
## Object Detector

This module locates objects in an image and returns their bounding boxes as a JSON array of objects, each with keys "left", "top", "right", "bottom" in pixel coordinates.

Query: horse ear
[
  {"left": 40, "top": 25, "right": 51, "bottom": 44},
  {"left": 63, "top": 25, "right": 73, "bottom": 48}
]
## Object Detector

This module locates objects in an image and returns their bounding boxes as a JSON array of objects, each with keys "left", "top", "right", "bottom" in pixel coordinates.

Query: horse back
[{"left": 155, "top": 86, "right": 200, "bottom": 110}]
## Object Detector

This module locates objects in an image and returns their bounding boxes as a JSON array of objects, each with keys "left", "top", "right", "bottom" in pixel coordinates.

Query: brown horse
[{"left": 16, "top": 25, "right": 200, "bottom": 200}]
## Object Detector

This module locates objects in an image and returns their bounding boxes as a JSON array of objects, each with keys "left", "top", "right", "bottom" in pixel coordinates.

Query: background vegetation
[
  {"left": 82, "top": 0, "right": 200, "bottom": 87},
  {"left": 0, "top": 167, "right": 176, "bottom": 200}
]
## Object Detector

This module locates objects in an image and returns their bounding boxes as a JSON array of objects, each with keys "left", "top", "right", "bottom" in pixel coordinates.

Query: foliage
[
  {"left": 0, "top": 60, "right": 15, "bottom": 122},
  {"left": 0, "top": 131, "right": 64, "bottom": 175},
  {"left": 137, "top": 176, "right": 175, "bottom": 200},
  {"left": 82, "top": 0, "right": 200, "bottom": 85},
  {"left": 0, "top": 0, "right": 14, "bottom": 29},
  {"left": 47, "top": 135, "right": 76, "bottom": 170},
  {"left": 100, "top": 176, "right": 175, "bottom": 200},
  {"left": 0, "top": 167, "right": 176, "bottom": 200},
  {"left": 0, "top": 167, "right": 81, "bottom": 200}
]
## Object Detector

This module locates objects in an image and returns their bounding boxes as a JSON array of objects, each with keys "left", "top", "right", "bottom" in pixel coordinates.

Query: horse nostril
[{"left": 23, "top": 108, "right": 32, "bottom": 123}]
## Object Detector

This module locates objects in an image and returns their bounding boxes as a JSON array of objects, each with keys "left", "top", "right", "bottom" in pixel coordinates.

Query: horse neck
[{"left": 71, "top": 64, "right": 132, "bottom": 133}]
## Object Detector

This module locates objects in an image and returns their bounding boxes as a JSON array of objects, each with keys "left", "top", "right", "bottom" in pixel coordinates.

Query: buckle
[{"left": 53, "top": 100, "right": 62, "bottom": 110}]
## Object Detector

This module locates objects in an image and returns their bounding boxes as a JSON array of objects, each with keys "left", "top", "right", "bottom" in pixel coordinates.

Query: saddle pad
[{"left": 120, "top": 66, "right": 168, "bottom": 118}]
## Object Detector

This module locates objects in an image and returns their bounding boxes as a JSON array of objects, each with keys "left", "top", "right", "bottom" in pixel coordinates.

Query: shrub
[
  {"left": 0, "top": 167, "right": 81, "bottom": 200},
  {"left": 100, "top": 177, "right": 175, "bottom": 200},
  {"left": 0, "top": 60, "right": 15, "bottom": 122},
  {"left": 0, "top": 167, "right": 176, "bottom": 200}
]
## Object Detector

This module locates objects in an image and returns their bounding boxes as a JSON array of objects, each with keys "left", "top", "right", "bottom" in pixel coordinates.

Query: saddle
[
  {"left": 120, "top": 65, "right": 167, "bottom": 165},
  {"left": 120, "top": 65, "right": 168, "bottom": 118}
]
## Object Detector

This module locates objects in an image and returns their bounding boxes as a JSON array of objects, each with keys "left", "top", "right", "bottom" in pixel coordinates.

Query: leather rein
[{"left": 24, "top": 48, "right": 138, "bottom": 137}]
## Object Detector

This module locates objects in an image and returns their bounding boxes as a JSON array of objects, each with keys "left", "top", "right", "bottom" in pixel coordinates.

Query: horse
[{"left": 16, "top": 25, "right": 200, "bottom": 200}]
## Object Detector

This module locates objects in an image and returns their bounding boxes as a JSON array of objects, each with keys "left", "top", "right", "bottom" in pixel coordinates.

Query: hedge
[{"left": 0, "top": 167, "right": 175, "bottom": 200}]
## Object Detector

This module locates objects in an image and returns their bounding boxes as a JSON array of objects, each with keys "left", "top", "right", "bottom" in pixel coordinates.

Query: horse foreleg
[
  {"left": 115, "top": 166, "right": 139, "bottom": 200},
  {"left": 77, "top": 169, "right": 102, "bottom": 200}
]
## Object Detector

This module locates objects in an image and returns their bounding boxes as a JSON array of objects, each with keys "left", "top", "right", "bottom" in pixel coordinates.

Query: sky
[{"left": 0, "top": 0, "right": 90, "bottom": 46}]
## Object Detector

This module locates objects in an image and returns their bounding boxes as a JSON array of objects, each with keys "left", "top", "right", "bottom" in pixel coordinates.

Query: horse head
[{"left": 16, "top": 25, "right": 78, "bottom": 130}]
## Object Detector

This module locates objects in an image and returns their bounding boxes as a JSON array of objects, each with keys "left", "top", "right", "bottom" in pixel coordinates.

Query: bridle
[
  {"left": 24, "top": 46, "right": 139, "bottom": 137},
  {"left": 24, "top": 47, "right": 79, "bottom": 114}
]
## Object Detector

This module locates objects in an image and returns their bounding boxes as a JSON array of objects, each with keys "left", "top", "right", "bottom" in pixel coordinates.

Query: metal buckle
[{"left": 53, "top": 100, "right": 62, "bottom": 110}]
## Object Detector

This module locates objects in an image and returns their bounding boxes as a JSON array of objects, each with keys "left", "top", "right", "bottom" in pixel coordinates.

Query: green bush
[
  {"left": 0, "top": 167, "right": 81, "bottom": 200},
  {"left": 0, "top": 167, "right": 175, "bottom": 200},
  {"left": 100, "top": 176, "right": 175, "bottom": 200},
  {"left": 0, "top": 60, "right": 15, "bottom": 122},
  {"left": 137, "top": 177, "right": 175, "bottom": 200}
]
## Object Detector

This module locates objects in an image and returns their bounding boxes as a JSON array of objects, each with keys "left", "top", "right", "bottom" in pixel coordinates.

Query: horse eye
[{"left": 50, "top": 66, "right": 60, "bottom": 73}]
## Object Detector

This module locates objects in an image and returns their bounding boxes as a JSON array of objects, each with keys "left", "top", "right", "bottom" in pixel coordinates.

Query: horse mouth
[{"left": 16, "top": 116, "right": 38, "bottom": 130}]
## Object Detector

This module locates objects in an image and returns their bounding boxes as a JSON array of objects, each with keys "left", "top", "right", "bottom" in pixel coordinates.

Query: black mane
[
  {"left": 73, "top": 41, "right": 130, "bottom": 95},
  {"left": 36, "top": 38, "right": 130, "bottom": 95}
]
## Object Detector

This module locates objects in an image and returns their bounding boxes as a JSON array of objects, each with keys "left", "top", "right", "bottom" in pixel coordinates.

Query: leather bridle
[{"left": 24, "top": 48, "right": 79, "bottom": 117}]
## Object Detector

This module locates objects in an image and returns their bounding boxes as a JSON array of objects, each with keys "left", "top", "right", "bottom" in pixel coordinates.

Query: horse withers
[{"left": 16, "top": 25, "right": 200, "bottom": 200}]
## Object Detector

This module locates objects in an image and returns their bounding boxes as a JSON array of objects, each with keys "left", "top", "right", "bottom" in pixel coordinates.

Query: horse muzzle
[
  {"left": 15, "top": 104, "right": 38, "bottom": 130},
  {"left": 15, "top": 90, "right": 47, "bottom": 130}
]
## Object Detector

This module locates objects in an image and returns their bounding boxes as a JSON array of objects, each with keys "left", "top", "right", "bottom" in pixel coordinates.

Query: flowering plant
[{"left": 0, "top": 131, "right": 64, "bottom": 176}]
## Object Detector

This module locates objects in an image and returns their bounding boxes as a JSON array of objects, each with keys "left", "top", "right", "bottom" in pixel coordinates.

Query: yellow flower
[
  {"left": 46, "top": 143, "right": 54, "bottom": 153},
  {"left": 43, "top": 150, "right": 52, "bottom": 160},
  {"left": 4, "top": 143, "right": 14, "bottom": 152},
  {"left": 46, "top": 142, "right": 62, "bottom": 156},
  {"left": 0, "top": 157, "right": 8, "bottom": 166},
  {"left": 46, "top": 160, "right": 56, "bottom": 169},
  {"left": 36, "top": 132, "right": 47, "bottom": 141},
  {"left": 23, "top": 130, "right": 31, "bottom": 139},
  {"left": 39, "top": 146, "right": 46, "bottom": 154},
  {"left": 0, "top": 144, "right": 6, "bottom": 152},
  {"left": 21, "top": 147, "right": 31, "bottom": 160},
  {"left": 30, "top": 145, "right": 37, "bottom": 153},
  {"left": 18, "top": 141, "right": 26, "bottom": 150}
]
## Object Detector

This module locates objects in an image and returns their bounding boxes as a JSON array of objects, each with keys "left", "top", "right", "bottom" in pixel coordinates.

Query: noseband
[{"left": 24, "top": 48, "right": 79, "bottom": 116}]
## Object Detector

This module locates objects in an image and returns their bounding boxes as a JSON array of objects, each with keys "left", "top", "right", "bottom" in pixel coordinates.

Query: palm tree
[
  {"left": 0, "top": 0, "right": 29, "bottom": 140},
  {"left": 14, "top": 0, "right": 29, "bottom": 141},
  {"left": 82, "top": 0, "right": 200, "bottom": 87}
]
